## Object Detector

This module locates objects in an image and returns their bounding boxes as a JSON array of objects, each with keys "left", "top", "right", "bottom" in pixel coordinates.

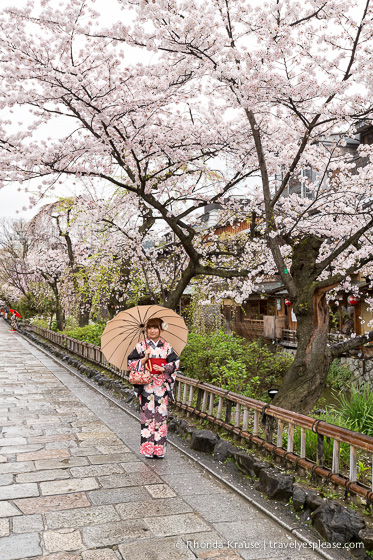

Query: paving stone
[
  {"left": 13, "top": 492, "right": 91, "bottom": 514},
  {"left": 0, "top": 500, "right": 23, "bottom": 517},
  {"left": 82, "top": 549, "right": 118, "bottom": 560},
  {"left": 79, "top": 438, "right": 122, "bottom": 447},
  {"left": 0, "top": 461, "right": 35, "bottom": 474},
  {"left": 0, "top": 437, "right": 27, "bottom": 447},
  {"left": 12, "top": 514, "right": 44, "bottom": 533},
  {"left": 0, "top": 454, "right": 7, "bottom": 462},
  {"left": 96, "top": 445, "right": 131, "bottom": 454},
  {"left": 44, "top": 528, "right": 83, "bottom": 553},
  {"left": 46, "top": 505, "right": 121, "bottom": 529},
  {"left": 77, "top": 432, "right": 117, "bottom": 441},
  {"left": 143, "top": 513, "right": 211, "bottom": 537},
  {"left": 116, "top": 498, "right": 193, "bottom": 520},
  {"left": 0, "top": 532, "right": 42, "bottom": 559},
  {"left": 32, "top": 553, "right": 82, "bottom": 560},
  {"left": 0, "top": 518, "right": 10, "bottom": 537},
  {"left": 88, "top": 453, "right": 133, "bottom": 465},
  {"left": 70, "top": 464, "right": 125, "bottom": 478},
  {"left": 45, "top": 441, "right": 78, "bottom": 450},
  {"left": 0, "top": 473, "right": 13, "bottom": 486},
  {"left": 145, "top": 484, "right": 177, "bottom": 499},
  {"left": 118, "top": 536, "right": 196, "bottom": 560},
  {"left": 29, "top": 434, "right": 76, "bottom": 443},
  {"left": 16, "top": 469, "right": 71, "bottom": 483},
  {"left": 162, "top": 473, "right": 227, "bottom": 496},
  {"left": 35, "top": 457, "right": 89, "bottom": 470},
  {"left": 98, "top": 472, "right": 162, "bottom": 489},
  {"left": 184, "top": 494, "right": 258, "bottom": 523},
  {"left": 0, "top": 482, "right": 39, "bottom": 500},
  {"left": 41, "top": 477, "right": 100, "bottom": 496},
  {"left": 82, "top": 519, "right": 151, "bottom": 547},
  {"left": 1, "top": 444, "right": 44, "bottom": 454},
  {"left": 17, "top": 449, "right": 71, "bottom": 461},
  {"left": 71, "top": 448, "right": 102, "bottom": 457},
  {"left": 88, "top": 486, "right": 149, "bottom": 506}
]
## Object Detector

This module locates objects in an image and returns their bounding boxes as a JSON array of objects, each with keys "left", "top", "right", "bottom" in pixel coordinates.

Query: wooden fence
[{"left": 27, "top": 324, "right": 373, "bottom": 504}]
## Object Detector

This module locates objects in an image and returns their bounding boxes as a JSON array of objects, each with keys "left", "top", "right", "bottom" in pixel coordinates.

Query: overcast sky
[{"left": 0, "top": 0, "right": 134, "bottom": 221}]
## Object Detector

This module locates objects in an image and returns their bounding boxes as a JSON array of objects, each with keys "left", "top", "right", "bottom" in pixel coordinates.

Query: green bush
[
  {"left": 181, "top": 330, "right": 293, "bottom": 398},
  {"left": 332, "top": 384, "right": 373, "bottom": 437},
  {"left": 326, "top": 359, "right": 353, "bottom": 390},
  {"left": 63, "top": 323, "right": 106, "bottom": 346}
]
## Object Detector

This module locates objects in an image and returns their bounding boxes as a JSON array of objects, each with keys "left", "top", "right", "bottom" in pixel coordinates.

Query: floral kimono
[{"left": 128, "top": 338, "right": 179, "bottom": 458}]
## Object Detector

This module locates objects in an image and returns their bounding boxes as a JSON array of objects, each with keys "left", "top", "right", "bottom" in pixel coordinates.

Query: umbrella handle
[{"left": 142, "top": 330, "right": 151, "bottom": 369}]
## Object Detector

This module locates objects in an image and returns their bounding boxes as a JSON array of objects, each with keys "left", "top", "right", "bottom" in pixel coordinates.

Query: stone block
[
  {"left": 88, "top": 486, "right": 149, "bottom": 506},
  {"left": 40, "top": 477, "right": 99, "bottom": 496},
  {"left": 292, "top": 486, "right": 308, "bottom": 512},
  {"left": 0, "top": 501, "right": 23, "bottom": 517},
  {"left": 213, "top": 441, "right": 234, "bottom": 462},
  {"left": 305, "top": 492, "right": 324, "bottom": 511},
  {"left": 116, "top": 498, "right": 193, "bottom": 520},
  {"left": 119, "top": 536, "right": 196, "bottom": 559},
  {"left": 82, "top": 550, "right": 118, "bottom": 560},
  {"left": 0, "top": 518, "right": 10, "bottom": 537},
  {"left": 45, "top": 505, "right": 121, "bottom": 529},
  {"left": 44, "top": 528, "right": 83, "bottom": 553},
  {"left": 0, "top": 533, "right": 42, "bottom": 560},
  {"left": 190, "top": 430, "right": 219, "bottom": 453},
  {"left": 145, "top": 484, "right": 177, "bottom": 499},
  {"left": 69, "top": 464, "right": 124, "bottom": 478},
  {"left": 312, "top": 502, "right": 365, "bottom": 545},
  {"left": 14, "top": 492, "right": 91, "bottom": 514},
  {"left": 82, "top": 520, "right": 151, "bottom": 547},
  {"left": 257, "top": 468, "right": 294, "bottom": 500},
  {"left": 16, "top": 469, "right": 70, "bottom": 484},
  {"left": 0, "top": 482, "right": 39, "bottom": 500},
  {"left": 143, "top": 513, "right": 211, "bottom": 537},
  {"left": 231, "top": 451, "right": 256, "bottom": 477},
  {"left": 0, "top": 474, "right": 14, "bottom": 486},
  {"left": 0, "top": 461, "right": 35, "bottom": 475},
  {"left": 88, "top": 453, "right": 132, "bottom": 464},
  {"left": 359, "top": 528, "right": 373, "bottom": 551},
  {"left": 12, "top": 514, "right": 44, "bottom": 534},
  {"left": 16, "top": 449, "right": 70, "bottom": 462}
]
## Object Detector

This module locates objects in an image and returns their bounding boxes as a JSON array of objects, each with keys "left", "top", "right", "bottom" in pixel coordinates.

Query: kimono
[{"left": 127, "top": 338, "right": 179, "bottom": 457}]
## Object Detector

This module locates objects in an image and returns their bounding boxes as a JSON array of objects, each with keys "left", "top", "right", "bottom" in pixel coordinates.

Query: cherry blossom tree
[
  {"left": 117, "top": 0, "right": 373, "bottom": 412},
  {"left": 1, "top": 0, "right": 373, "bottom": 411}
]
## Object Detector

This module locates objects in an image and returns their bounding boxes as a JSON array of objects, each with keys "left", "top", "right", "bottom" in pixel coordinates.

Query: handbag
[{"left": 128, "top": 368, "right": 152, "bottom": 385}]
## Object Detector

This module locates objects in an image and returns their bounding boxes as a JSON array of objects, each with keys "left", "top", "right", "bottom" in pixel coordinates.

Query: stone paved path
[{"left": 0, "top": 320, "right": 338, "bottom": 560}]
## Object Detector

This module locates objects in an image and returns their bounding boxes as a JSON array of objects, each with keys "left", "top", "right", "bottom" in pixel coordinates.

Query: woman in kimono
[{"left": 127, "top": 318, "right": 179, "bottom": 458}]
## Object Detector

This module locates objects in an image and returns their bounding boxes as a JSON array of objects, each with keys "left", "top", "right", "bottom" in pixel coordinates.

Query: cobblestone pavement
[{"left": 0, "top": 320, "right": 334, "bottom": 560}]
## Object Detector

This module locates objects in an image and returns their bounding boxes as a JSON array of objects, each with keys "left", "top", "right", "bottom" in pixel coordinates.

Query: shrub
[
  {"left": 181, "top": 330, "right": 293, "bottom": 398},
  {"left": 63, "top": 323, "right": 106, "bottom": 346},
  {"left": 326, "top": 359, "right": 353, "bottom": 390},
  {"left": 333, "top": 384, "right": 373, "bottom": 437}
]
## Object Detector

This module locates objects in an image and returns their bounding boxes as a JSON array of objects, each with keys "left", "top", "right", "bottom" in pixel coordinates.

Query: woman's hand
[
  {"left": 140, "top": 348, "right": 152, "bottom": 365},
  {"left": 152, "top": 365, "right": 165, "bottom": 373}
]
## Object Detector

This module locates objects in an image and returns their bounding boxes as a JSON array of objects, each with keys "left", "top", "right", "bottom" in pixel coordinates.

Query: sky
[
  {"left": 0, "top": 0, "right": 135, "bottom": 221},
  {"left": 0, "top": 0, "right": 367, "bottom": 221}
]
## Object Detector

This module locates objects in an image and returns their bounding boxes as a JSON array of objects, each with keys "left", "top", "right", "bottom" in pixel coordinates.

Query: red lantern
[
  {"left": 347, "top": 295, "right": 359, "bottom": 306},
  {"left": 284, "top": 298, "right": 292, "bottom": 307}
]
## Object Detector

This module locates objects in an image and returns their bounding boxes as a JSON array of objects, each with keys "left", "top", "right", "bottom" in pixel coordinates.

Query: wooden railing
[{"left": 26, "top": 324, "right": 373, "bottom": 504}]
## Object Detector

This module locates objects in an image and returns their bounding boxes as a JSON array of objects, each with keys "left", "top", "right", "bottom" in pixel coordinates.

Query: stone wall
[{"left": 339, "top": 355, "right": 373, "bottom": 386}]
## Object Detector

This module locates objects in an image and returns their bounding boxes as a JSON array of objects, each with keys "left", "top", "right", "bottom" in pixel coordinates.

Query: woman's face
[{"left": 147, "top": 325, "right": 160, "bottom": 340}]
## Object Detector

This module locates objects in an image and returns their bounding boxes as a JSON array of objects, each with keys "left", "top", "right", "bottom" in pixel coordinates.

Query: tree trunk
[
  {"left": 78, "top": 304, "right": 91, "bottom": 327},
  {"left": 55, "top": 300, "right": 64, "bottom": 331},
  {"left": 49, "top": 282, "right": 64, "bottom": 331},
  {"left": 273, "top": 286, "right": 333, "bottom": 414}
]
